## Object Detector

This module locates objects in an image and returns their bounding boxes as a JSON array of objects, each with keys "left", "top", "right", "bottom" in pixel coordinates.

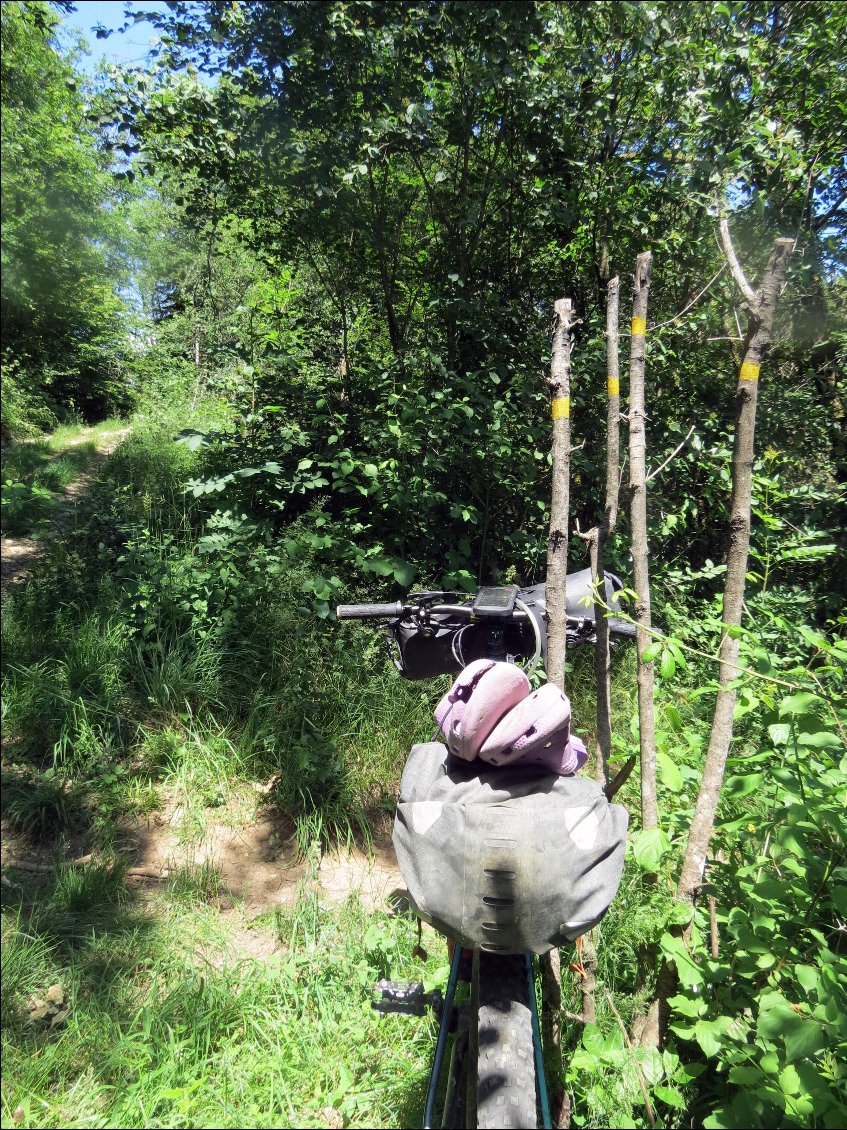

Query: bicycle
[{"left": 337, "top": 570, "right": 634, "bottom": 1130}]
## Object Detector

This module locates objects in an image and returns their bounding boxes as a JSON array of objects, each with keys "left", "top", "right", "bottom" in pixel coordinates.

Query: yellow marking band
[
  {"left": 607, "top": 377, "right": 620, "bottom": 397},
  {"left": 552, "top": 396, "right": 570, "bottom": 420},
  {"left": 631, "top": 317, "right": 647, "bottom": 337},
  {"left": 739, "top": 361, "right": 760, "bottom": 383}
]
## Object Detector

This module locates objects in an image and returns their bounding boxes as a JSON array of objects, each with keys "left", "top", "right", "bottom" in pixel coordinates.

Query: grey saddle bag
[{"left": 393, "top": 742, "right": 629, "bottom": 954}]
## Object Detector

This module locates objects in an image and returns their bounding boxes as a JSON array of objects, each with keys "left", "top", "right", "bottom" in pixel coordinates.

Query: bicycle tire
[{"left": 472, "top": 951, "right": 537, "bottom": 1129}]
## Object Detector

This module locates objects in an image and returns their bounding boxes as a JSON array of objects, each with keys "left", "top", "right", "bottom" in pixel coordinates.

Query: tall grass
[
  {"left": 1, "top": 875, "right": 441, "bottom": 1129},
  {"left": 1, "top": 416, "right": 442, "bottom": 852}
]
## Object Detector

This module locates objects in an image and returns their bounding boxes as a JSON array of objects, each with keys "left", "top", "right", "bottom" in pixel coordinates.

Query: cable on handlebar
[{"left": 515, "top": 596, "right": 541, "bottom": 678}]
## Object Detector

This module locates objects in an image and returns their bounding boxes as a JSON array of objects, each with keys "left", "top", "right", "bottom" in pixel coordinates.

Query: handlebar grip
[{"left": 336, "top": 602, "right": 403, "bottom": 619}]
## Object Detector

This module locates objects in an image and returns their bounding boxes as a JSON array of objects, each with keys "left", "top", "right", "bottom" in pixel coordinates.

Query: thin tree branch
[
  {"left": 651, "top": 264, "right": 727, "bottom": 330},
  {"left": 646, "top": 425, "right": 695, "bottom": 483},
  {"left": 717, "top": 219, "right": 758, "bottom": 311},
  {"left": 604, "top": 989, "right": 657, "bottom": 1128}
]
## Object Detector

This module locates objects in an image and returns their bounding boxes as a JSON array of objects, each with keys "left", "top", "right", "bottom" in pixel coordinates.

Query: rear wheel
[{"left": 471, "top": 951, "right": 537, "bottom": 1129}]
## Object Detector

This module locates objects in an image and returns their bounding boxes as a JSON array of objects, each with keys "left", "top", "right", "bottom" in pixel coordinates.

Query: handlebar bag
[
  {"left": 393, "top": 742, "right": 628, "bottom": 954},
  {"left": 389, "top": 618, "right": 464, "bottom": 680},
  {"left": 388, "top": 572, "right": 635, "bottom": 680}
]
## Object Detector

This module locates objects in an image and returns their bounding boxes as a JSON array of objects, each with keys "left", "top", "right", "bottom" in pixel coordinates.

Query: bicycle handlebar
[
  {"left": 336, "top": 601, "right": 404, "bottom": 620},
  {"left": 335, "top": 599, "right": 522, "bottom": 622}
]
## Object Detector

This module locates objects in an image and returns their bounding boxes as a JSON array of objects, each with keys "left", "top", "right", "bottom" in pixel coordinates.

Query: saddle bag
[{"left": 393, "top": 742, "right": 628, "bottom": 954}]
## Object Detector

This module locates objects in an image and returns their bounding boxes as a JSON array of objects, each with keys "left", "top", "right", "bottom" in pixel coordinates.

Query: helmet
[
  {"left": 435, "top": 661, "right": 587, "bottom": 776},
  {"left": 433, "top": 659, "right": 529, "bottom": 761}
]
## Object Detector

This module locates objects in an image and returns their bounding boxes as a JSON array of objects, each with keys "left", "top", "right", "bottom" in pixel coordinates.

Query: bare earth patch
[
  {"left": 2, "top": 787, "right": 406, "bottom": 934},
  {"left": 116, "top": 793, "right": 405, "bottom": 912},
  {"left": 1, "top": 426, "right": 131, "bottom": 588}
]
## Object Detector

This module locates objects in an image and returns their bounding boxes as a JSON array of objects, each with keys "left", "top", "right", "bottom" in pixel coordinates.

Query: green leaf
[
  {"left": 779, "top": 1064, "right": 802, "bottom": 1095},
  {"left": 794, "top": 965, "right": 820, "bottom": 996},
  {"left": 393, "top": 561, "right": 414, "bottom": 586},
  {"left": 760, "top": 1052, "right": 779, "bottom": 1074},
  {"left": 779, "top": 692, "right": 823, "bottom": 716},
  {"left": 641, "top": 641, "right": 661, "bottom": 663},
  {"left": 757, "top": 992, "right": 825, "bottom": 1063},
  {"left": 729, "top": 1065, "right": 763, "bottom": 1085},
  {"left": 665, "top": 704, "right": 684, "bottom": 732},
  {"left": 653, "top": 1084, "right": 686, "bottom": 1109},
  {"left": 796, "top": 731, "right": 842, "bottom": 749},
  {"left": 659, "top": 648, "right": 676, "bottom": 678},
  {"left": 694, "top": 1016, "right": 734, "bottom": 1058},
  {"left": 175, "top": 428, "right": 213, "bottom": 450},
  {"left": 631, "top": 827, "right": 670, "bottom": 872},
  {"left": 668, "top": 992, "right": 705, "bottom": 1018},
  {"left": 582, "top": 1023, "right": 624, "bottom": 1062},
  {"left": 768, "top": 722, "right": 791, "bottom": 745},
  {"left": 657, "top": 750, "right": 683, "bottom": 791},
  {"left": 725, "top": 772, "right": 764, "bottom": 799},
  {"left": 660, "top": 932, "right": 705, "bottom": 988}
]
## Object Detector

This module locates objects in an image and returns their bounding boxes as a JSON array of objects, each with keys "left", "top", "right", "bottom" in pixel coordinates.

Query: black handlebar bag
[
  {"left": 389, "top": 571, "right": 635, "bottom": 680},
  {"left": 393, "top": 742, "right": 629, "bottom": 954}
]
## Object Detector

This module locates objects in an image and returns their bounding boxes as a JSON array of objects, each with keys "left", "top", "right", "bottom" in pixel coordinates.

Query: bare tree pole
[
  {"left": 676, "top": 227, "right": 794, "bottom": 906},
  {"left": 591, "top": 277, "right": 622, "bottom": 784},
  {"left": 542, "top": 296, "right": 577, "bottom": 1130},
  {"left": 627, "top": 252, "right": 658, "bottom": 831},
  {"left": 545, "top": 297, "right": 577, "bottom": 692},
  {"left": 639, "top": 227, "right": 793, "bottom": 1049}
]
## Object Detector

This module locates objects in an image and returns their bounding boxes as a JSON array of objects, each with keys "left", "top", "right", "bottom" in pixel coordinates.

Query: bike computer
[{"left": 472, "top": 585, "right": 518, "bottom": 619}]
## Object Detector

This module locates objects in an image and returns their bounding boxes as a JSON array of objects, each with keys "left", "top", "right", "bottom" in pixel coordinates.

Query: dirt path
[
  {"left": 1, "top": 788, "right": 407, "bottom": 928},
  {"left": 1, "top": 426, "right": 131, "bottom": 589},
  {"left": 1, "top": 423, "right": 408, "bottom": 938}
]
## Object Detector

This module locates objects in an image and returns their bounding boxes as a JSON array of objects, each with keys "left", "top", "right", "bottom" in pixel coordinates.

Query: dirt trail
[
  {"left": 1, "top": 427, "right": 131, "bottom": 589},
  {"left": 2, "top": 790, "right": 407, "bottom": 927},
  {"left": 1, "top": 424, "right": 408, "bottom": 939}
]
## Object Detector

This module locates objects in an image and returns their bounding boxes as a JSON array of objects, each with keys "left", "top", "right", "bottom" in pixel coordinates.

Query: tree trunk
[
  {"left": 639, "top": 229, "right": 793, "bottom": 1048},
  {"left": 592, "top": 276, "right": 621, "bottom": 785},
  {"left": 545, "top": 297, "right": 576, "bottom": 692},
  {"left": 675, "top": 231, "right": 794, "bottom": 905},
  {"left": 543, "top": 296, "right": 577, "bottom": 1129},
  {"left": 627, "top": 252, "right": 658, "bottom": 831}
]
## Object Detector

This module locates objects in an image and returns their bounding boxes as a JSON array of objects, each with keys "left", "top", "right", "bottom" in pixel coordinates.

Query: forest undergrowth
[{"left": 2, "top": 410, "right": 844, "bottom": 1130}]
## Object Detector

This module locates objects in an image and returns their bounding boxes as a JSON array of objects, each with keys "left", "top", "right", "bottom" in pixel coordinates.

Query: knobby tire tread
[{"left": 474, "top": 952, "right": 537, "bottom": 1129}]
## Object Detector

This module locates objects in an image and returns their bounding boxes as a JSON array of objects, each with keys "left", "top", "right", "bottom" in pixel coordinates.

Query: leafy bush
[
  {"left": 1, "top": 479, "right": 55, "bottom": 535},
  {"left": 0, "top": 354, "right": 59, "bottom": 440}
]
